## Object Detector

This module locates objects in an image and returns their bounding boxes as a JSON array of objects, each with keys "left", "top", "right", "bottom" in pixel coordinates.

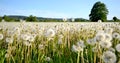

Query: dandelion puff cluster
[
  {"left": 115, "top": 44, "right": 120, "bottom": 52},
  {"left": 102, "top": 51, "right": 116, "bottom": 63}
]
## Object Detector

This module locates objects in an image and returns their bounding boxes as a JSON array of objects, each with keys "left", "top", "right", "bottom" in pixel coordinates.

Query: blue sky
[{"left": 0, "top": 0, "right": 120, "bottom": 19}]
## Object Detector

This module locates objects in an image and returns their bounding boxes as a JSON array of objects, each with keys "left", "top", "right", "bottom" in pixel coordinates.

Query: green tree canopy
[
  {"left": 113, "top": 16, "right": 118, "bottom": 22},
  {"left": 26, "top": 15, "right": 38, "bottom": 22},
  {"left": 3, "top": 15, "right": 13, "bottom": 22},
  {"left": 89, "top": 1, "right": 108, "bottom": 22},
  {"left": 0, "top": 16, "right": 2, "bottom": 22}
]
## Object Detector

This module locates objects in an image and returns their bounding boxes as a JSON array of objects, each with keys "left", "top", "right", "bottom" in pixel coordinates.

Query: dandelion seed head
[
  {"left": 45, "top": 57, "right": 51, "bottom": 62},
  {"left": 108, "top": 48, "right": 115, "bottom": 53},
  {"left": 87, "top": 38, "right": 96, "bottom": 45},
  {"left": 92, "top": 47, "right": 98, "bottom": 52},
  {"left": 21, "top": 34, "right": 30, "bottom": 41},
  {"left": 102, "top": 51, "right": 116, "bottom": 63},
  {"left": 0, "top": 34, "right": 3, "bottom": 40},
  {"left": 38, "top": 44, "right": 44, "bottom": 50},
  {"left": 104, "top": 33, "right": 112, "bottom": 42},
  {"left": 112, "top": 32, "right": 120, "bottom": 39},
  {"left": 95, "top": 33, "right": 105, "bottom": 42},
  {"left": 77, "top": 40, "right": 85, "bottom": 48},
  {"left": 58, "top": 38, "right": 63, "bottom": 45},
  {"left": 100, "top": 41, "right": 112, "bottom": 49},
  {"left": 45, "top": 28, "right": 55, "bottom": 38},
  {"left": 115, "top": 44, "right": 120, "bottom": 52},
  {"left": 104, "top": 28, "right": 113, "bottom": 34},
  {"left": 72, "top": 44, "right": 83, "bottom": 53},
  {"left": 5, "top": 53, "right": 11, "bottom": 58},
  {"left": 6, "top": 37, "right": 13, "bottom": 44},
  {"left": 23, "top": 41, "right": 31, "bottom": 46}
]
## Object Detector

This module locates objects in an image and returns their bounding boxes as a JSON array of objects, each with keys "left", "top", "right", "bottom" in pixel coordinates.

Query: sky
[{"left": 0, "top": 0, "right": 120, "bottom": 20}]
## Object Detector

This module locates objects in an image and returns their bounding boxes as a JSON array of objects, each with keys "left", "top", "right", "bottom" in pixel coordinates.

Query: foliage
[
  {"left": 2, "top": 15, "right": 14, "bottom": 22},
  {"left": 0, "top": 16, "right": 2, "bottom": 22},
  {"left": 75, "top": 18, "right": 89, "bottom": 22},
  {"left": 26, "top": 15, "right": 38, "bottom": 22},
  {"left": 113, "top": 16, "right": 119, "bottom": 22},
  {"left": 89, "top": 1, "right": 109, "bottom": 22}
]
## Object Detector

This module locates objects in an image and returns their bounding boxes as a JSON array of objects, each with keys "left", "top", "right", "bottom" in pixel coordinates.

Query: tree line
[{"left": 0, "top": 1, "right": 120, "bottom": 22}]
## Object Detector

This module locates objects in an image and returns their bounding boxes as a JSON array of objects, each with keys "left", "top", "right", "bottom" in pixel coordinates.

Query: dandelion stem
[
  {"left": 77, "top": 51, "right": 80, "bottom": 63},
  {"left": 94, "top": 52, "right": 96, "bottom": 63}
]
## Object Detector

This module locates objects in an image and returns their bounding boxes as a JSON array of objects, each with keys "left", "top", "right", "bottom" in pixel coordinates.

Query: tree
[
  {"left": 0, "top": 16, "right": 2, "bottom": 22},
  {"left": 3, "top": 15, "right": 13, "bottom": 21},
  {"left": 113, "top": 16, "right": 118, "bottom": 22},
  {"left": 89, "top": 1, "right": 108, "bottom": 22},
  {"left": 26, "top": 15, "right": 38, "bottom": 22}
]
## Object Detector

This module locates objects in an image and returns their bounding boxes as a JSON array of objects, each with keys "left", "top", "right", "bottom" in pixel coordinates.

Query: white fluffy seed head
[
  {"left": 104, "top": 28, "right": 113, "bottom": 34},
  {"left": 102, "top": 51, "right": 116, "bottom": 63},
  {"left": 115, "top": 44, "right": 120, "bottom": 52},
  {"left": 100, "top": 41, "right": 112, "bottom": 49},
  {"left": 95, "top": 33, "right": 105, "bottom": 42},
  {"left": 72, "top": 44, "right": 83, "bottom": 53},
  {"left": 23, "top": 41, "right": 31, "bottom": 46},
  {"left": 0, "top": 34, "right": 3, "bottom": 40},
  {"left": 87, "top": 38, "right": 96, "bottom": 45},
  {"left": 108, "top": 48, "right": 115, "bottom": 53},
  {"left": 58, "top": 38, "right": 63, "bottom": 45},
  {"left": 6, "top": 37, "right": 13, "bottom": 44},
  {"left": 21, "top": 34, "right": 30, "bottom": 41},
  {"left": 104, "top": 33, "right": 112, "bottom": 42},
  {"left": 38, "top": 44, "right": 44, "bottom": 50},
  {"left": 112, "top": 32, "right": 120, "bottom": 39},
  {"left": 45, "top": 57, "right": 51, "bottom": 62},
  {"left": 45, "top": 28, "right": 55, "bottom": 38},
  {"left": 77, "top": 40, "right": 85, "bottom": 48}
]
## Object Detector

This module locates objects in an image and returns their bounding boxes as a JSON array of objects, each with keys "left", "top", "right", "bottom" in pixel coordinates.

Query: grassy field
[{"left": 0, "top": 22, "right": 120, "bottom": 63}]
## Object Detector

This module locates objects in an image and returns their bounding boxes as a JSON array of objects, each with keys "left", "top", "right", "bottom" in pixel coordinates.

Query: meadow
[{"left": 0, "top": 22, "right": 120, "bottom": 63}]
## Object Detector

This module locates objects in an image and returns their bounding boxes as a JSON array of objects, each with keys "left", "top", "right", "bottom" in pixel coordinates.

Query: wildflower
[
  {"left": 0, "top": 34, "right": 3, "bottom": 40},
  {"left": 38, "top": 44, "right": 44, "bottom": 50},
  {"left": 45, "top": 28, "right": 55, "bottom": 38},
  {"left": 112, "top": 32, "right": 120, "bottom": 39},
  {"left": 5, "top": 53, "right": 11, "bottom": 58},
  {"left": 115, "top": 44, "right": 120, "bottom": 52},
  {"left": 2, "top": 19, "right": 5, "bottom": 22},
  {"left": 6, "top": 37, "right": 13, "bottom": 44},
  {"left": 95, "top": 33, "right": 105, "bottom": 42},
  {"left": 58, "top": 34, "right": 64, "bottom": 39},
  {"left": 77, "top": 40, "right": 85, "bottom": 48},
  {"left": 102, "top": 51, "right": 116, "bottom": 63},
  {"left": 72, "top": 44, "right": 83, "bottom": 53},
  {"left": 23, "top": 41, "right": 31, "bottom": 46},
  {"left": 21, "top": 34, "right": 30, "bottom": 41},
  {"left": 98, "top": 20, "right": 102, "bottom": 23},
  {"left": 28, "top": 35, "right": 35, "bottom": 42},
  {"left": 92, "top": 47, "right": 98, "bottom": 52},
  {"left": 108, "top": 48, "right": 115, "bottom": 53},
  {"left": 63, "top": 18, "right": 67, "bottom": 22},
  {"left": 7, "top": 30, "right": 14, "bottom": 37},
  {"left": 100, "top": 41, "right": 112, "bottom": 49},
  {"left": 87, "top": 38, "right": 96, "bottom": 45},
  {"left": 58, "top": 38, "right": 63, "bottom": 45},
  {"left": 104, "top": 33, "right": 112, "bottom": 42},
  {"left": 45, "top": 57, "right": 51, "bottom": 62},
  {"left": 13, "top": 27, "right": 20, "bottom": 32},
  {"left": 104, "top": 28, "right": 113, "bottom": 34}
]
